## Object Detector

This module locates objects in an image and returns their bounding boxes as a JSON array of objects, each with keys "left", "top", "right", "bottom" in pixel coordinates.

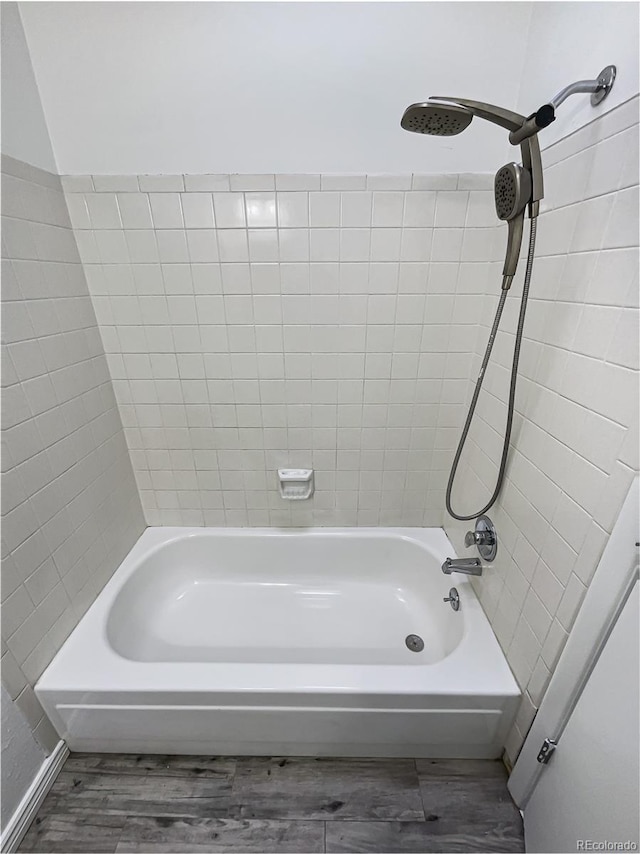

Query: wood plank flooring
[{"left": 19, "top": 754, "right": 524, "bottom": 853}]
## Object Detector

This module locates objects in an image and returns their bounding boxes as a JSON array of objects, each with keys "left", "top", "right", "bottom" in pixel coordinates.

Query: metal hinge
[{"left": 536, "top": 737, "right": 557, "bottom": 764}]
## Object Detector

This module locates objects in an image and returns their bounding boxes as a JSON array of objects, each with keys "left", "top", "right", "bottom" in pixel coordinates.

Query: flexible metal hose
[{"left": 445, "top": 216, "right": 538, "bottom": 521}]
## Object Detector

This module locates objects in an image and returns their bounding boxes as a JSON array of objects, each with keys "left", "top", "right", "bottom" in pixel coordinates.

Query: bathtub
[{"left": 36, "top": 527, "right": 519, "bottom": 758}]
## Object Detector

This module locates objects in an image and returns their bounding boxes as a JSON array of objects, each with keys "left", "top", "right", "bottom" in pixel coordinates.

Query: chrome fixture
[
  {"left": 401, "top": 95, "right": 545, "bottom": 239},
  {"left": 441, "top": 557, "right": 482, "bottom": 577},
  {"left": 494, "top": 163, "right": 532, "bottom": 281},
  {"left": 401, "top": 102, "right": 472, "bottom": 136},
  {"left": 557, "top": 65, "right": 616, "bottom": 108},
  {"left": 405, "top": 633, "right": 425, "bottom": 652},
  {"left": 465, "top": 515, "right": 497, "bottom": 563},
  {"left": 443, "top": 587, "right": 460, "bottom": 611},
  {"left": 401, "top": 66, "right": 616, "bottom": 521},
  {"left": 510, "top": 65, "right": 617, "bottom": 145}
]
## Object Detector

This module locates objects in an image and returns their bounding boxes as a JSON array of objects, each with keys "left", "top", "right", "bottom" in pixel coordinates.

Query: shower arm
[
  {"left": 429, "top": 96, "right": 544, "bottom": 215},
  {"left": 551, "top": 77, "right": 610, "bottom": 109},
  {"left": 430, "top": 65, "right": 615, "bottom": 216},
  {"left": 507, "top": 66, "right": 617, "bottom": 146}
]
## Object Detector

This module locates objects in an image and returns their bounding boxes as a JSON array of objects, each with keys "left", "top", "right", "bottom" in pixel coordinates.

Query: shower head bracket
[{"left": 427, "top": 96, "right": 544, "bottom": 209}]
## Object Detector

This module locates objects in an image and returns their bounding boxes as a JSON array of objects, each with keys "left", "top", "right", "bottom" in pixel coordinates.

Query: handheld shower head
[
  {"left": 494, "top": 163, "right": 532, "bottom": 287},
  {"left": 401, "top": 102, "right": 473, "bottom": 136},
  {"left": 494, "top": 163, "right": 531, "bottom": 221}
]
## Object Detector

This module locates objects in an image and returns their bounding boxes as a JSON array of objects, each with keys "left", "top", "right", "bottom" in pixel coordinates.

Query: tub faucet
[{"left": 441, "top": 557, "right": 483, "bottom": 576}]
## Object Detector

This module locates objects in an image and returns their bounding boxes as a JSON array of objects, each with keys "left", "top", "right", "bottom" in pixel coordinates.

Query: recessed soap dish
[{"left": 278, "top": 469, "right": 314, "bottom": 500}]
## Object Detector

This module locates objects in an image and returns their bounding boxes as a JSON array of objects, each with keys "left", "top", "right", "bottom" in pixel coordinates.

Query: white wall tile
[
  {"left": 60, "top": 175, "right": 94, "bottom": 193},
  {"left": 279, "top": 229, "right": 310, "bottom": 262},
  {"left": 403, "top": 192, "right": 436, "bottom": 227},
  {"left": 275, "top": 174, "right": 321, "bottom": 191},
  {"left": 85, "top": 193, "right": 122, "bottom": 229},
  {"left": 184, "top": 174, "right": 230, "bottom": 192},
  {"left": 444, "top": 101, "right": 639, "bottom": 757},
  {"left": 213, "top": 193, "right": 246, "bottom": 228},
  {"left": 117, "top": 193, "right": 153, "bottom": 229},
  {"left": 217, "top": 230, "right": 248, "bottom": 263},
  {"left": 366, "top": 175, "right": 412, "bottom": 190},
  {"left": 245, "top": 193, "right": 277, "bottom": 228},
  {"left": 604, "top": 184, "right": 640, "bottom": 249},
  {"left": 125, "top": 230, "right": 159, "bottom": 263},
  {"left": 156, "top": 230, "right": 190, "bottom": 262},
  {"left": 340, "top": 192, "right": 372, "bottom": 228},
  {"left": 92, "top": 175, "right": 140, "bottom": 192},
  {"left": 321, "top": 174, "right": 367, "bottom": 191},
  {"left": 277, "top": 193, "right": 309, "bottom": 228},
  {"left": 138, "top": 175, "right": 184, "bottom": 192},
  {"left": 435, "top": 191, "right": 469, "bottom": 227},
  {"left": 1, "top": 156, "right": 145, "bottom": 750},
  {"left": 65, "top": 194, "right": 91, "bottom": 229},
  {"left": 457, "top": 174, "right": 494, "bottom": 191},
  {"left": 309, "top": 192, "right": 340, "bottom": 227},
  {"left": 186, "top": 230, "right": 219, "bottom": 263},
  {"left": 248, "top": 230, "right": 279, "bottom": 262},
  {"left": 372, "top": 192, "right": 405, "bottom": 227},
  {"left": 72, "top": 173, "right": 484, "bottom": 532},
  {"left": 412, "top": 174, "right": 457, "bottom": 190},
  {"left": 149, "top": 193, "right": 184, "bottom": 229},
  {"left": 229, "top": 174, "right": 274, "bottom": 191}
]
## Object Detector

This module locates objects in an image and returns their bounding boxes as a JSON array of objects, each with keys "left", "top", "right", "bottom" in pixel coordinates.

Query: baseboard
[{"left": 1, "top": 740, "right": 69, "bottom": 853}]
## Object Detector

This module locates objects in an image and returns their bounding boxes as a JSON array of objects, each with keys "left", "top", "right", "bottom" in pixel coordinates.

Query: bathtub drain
[{"left": 405, "top": 634, "right": 424, "bottom": 652}]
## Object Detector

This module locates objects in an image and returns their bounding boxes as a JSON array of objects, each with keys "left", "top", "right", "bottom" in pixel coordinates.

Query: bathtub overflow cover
[{"left": 405, "top": 634, "right": 424, "bottom": 653}]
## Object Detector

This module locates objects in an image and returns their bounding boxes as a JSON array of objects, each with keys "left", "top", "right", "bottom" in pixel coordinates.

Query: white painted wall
[
  {"left": 18, "top": 1, "right": 531, "bottom": 175},
  {"left": 0, "top": 2, "right": 56, "bottom": 171},
  {"left": 1, "top": 687, "right": 46, "bottom": 831},
  {"left": 517, "top": 2, "right": 639, "bottom": 145},
  {"left": 15, "top": 2, "right": 639, "bottom": 175}
]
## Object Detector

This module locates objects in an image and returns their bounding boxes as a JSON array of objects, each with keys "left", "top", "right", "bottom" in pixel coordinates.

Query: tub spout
[{"left": 441, "top": 557, "right": 483, "bottom": 576}]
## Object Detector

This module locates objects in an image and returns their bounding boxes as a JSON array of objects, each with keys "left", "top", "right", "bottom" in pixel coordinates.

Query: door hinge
[{"left": 536, "top": 737, "right": 557, "bottom": 764}]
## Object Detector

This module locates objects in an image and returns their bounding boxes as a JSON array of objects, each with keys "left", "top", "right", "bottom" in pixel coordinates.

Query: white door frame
[{"left": 508, "top": 476, "right": 639, "bottom": 808}]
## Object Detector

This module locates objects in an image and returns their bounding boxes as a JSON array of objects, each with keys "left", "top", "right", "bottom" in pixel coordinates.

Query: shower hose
[{"left": 445, "top": 215, "right": 538, "bottom": 521}]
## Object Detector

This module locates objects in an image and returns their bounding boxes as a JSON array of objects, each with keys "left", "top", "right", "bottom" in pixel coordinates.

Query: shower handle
[
  {"left": 502, "top": 213, "right": 525, "bottom": 287},
  {"left": 464, "top": 530, "right": 493, "bottom": 548}
]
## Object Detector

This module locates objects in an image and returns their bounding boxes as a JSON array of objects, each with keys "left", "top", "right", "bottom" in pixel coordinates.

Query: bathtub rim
[{"left": 36, "top": 526, "right": 520, "bottom": 702}]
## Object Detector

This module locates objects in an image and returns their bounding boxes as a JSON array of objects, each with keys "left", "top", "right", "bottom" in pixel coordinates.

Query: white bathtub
[{"left": 36, "top": 527, "right": 519, "bottom": 758}]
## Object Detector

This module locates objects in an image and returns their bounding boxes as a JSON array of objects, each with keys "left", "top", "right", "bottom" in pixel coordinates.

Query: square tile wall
[
  {"left": 1, "top": 154, "right": 146, "bottom": 751},
  {"left": 443, "top": 96, "right": 639, "bottom": 766},
  {"left": 63, "top": 171, "right": 501, "bottom": 527}
]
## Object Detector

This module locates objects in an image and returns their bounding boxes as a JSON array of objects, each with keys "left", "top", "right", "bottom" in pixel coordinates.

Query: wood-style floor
[{"left": 19, "top": 753, "right": 524, "bottom": 853}]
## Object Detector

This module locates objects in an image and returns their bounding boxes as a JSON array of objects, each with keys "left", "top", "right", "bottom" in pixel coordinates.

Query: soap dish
[{"left": 278, "top": 469, "right": 314, "bottom": 500}]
